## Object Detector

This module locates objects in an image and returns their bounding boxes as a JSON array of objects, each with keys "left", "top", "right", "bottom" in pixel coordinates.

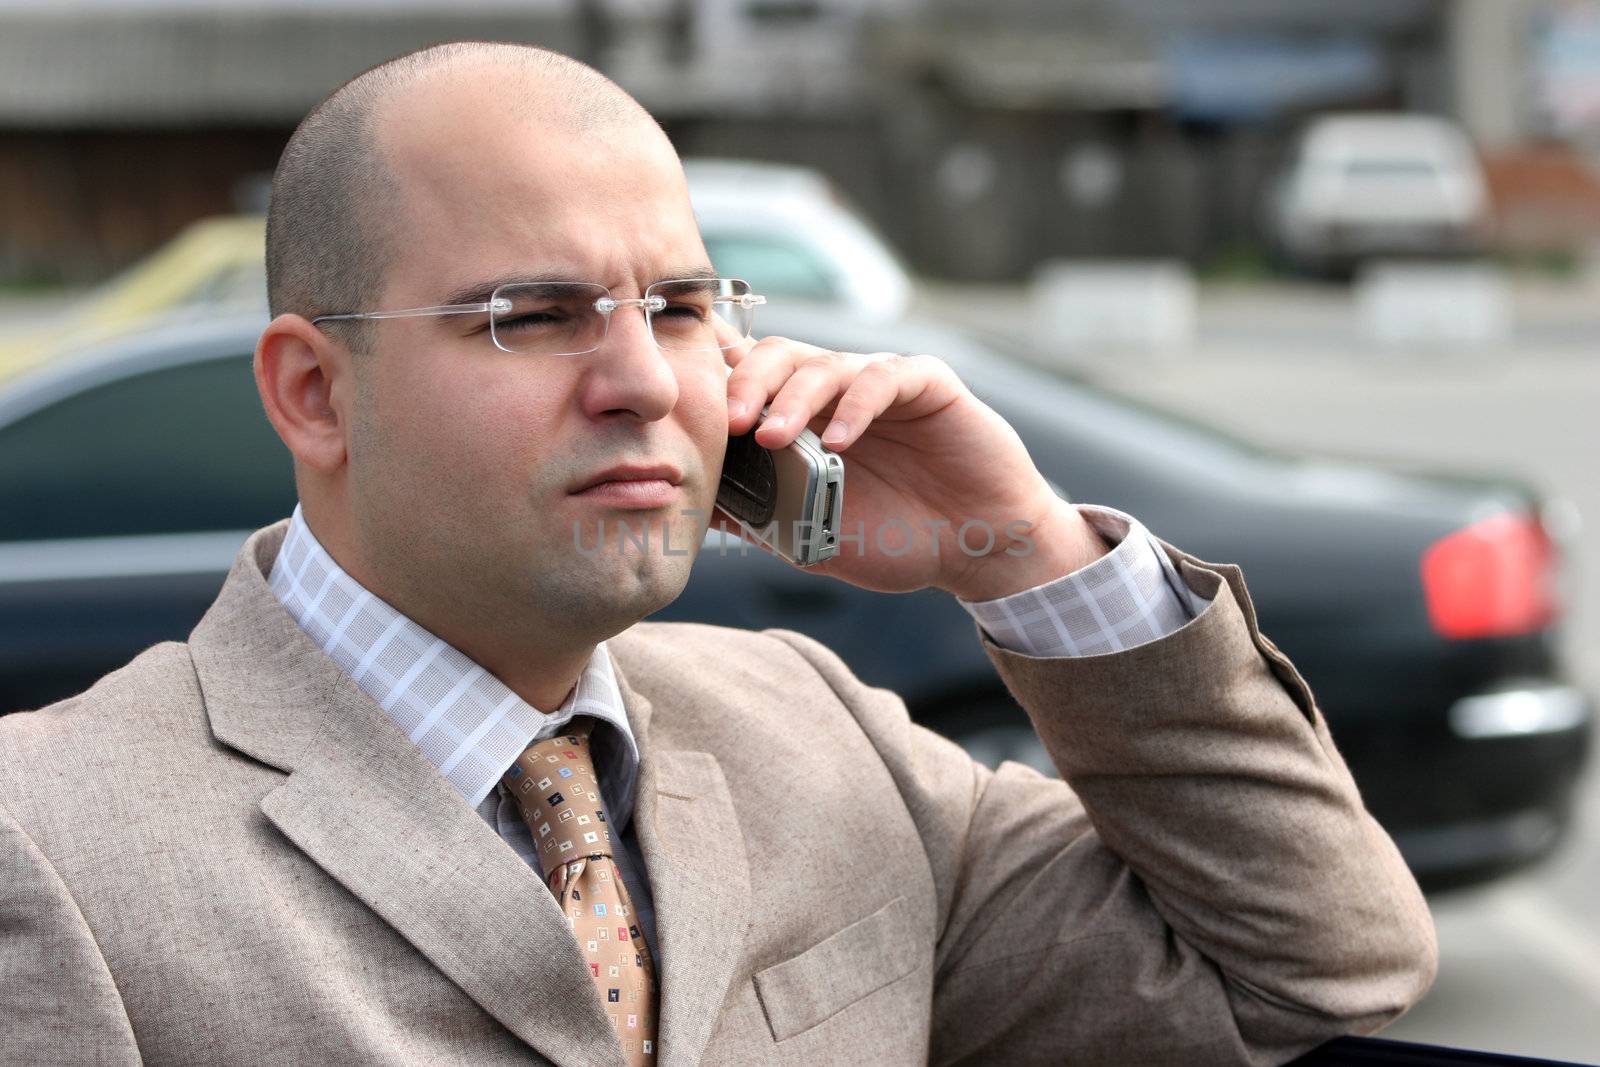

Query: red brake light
[{"left": 1420, "top": 512, "right": 1559, "bottom": 640}]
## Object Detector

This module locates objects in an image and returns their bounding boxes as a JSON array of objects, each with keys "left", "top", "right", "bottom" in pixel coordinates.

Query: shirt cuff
[{"left": 957, "top": 505, "right": 1212, "bottom": 656}]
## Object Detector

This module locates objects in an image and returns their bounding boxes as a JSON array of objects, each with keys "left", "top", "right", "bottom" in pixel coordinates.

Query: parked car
[
  {"left": 0, "top": 306, "right": 1588, "bottom": 891},
  {"left": 1268, "top": 113, "right": 1492, "bottom": 274},
  {"left": 0, "top": 215, "right": 267, "bottom": 381},
  {"left": 685, "top": 158, "right": 914, "bottom": 322}
]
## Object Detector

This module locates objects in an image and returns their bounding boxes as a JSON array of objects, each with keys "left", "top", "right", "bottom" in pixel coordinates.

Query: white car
[
  {"left": 685, "top": 158, "right": 914, "bottom": 323},
  {"left": 1269, "top": 113, "right": 1492, "bottom": 273}
]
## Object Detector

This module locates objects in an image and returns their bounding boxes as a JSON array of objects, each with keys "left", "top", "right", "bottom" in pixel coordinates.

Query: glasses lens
[
  {"left": 490, "top": 282, "right": 609, "bottom": 355},
  {"left": 647, "top": 278, "right": 754, "bottom": 351}
]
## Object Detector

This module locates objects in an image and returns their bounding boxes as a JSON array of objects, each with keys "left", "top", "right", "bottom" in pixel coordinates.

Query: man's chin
[
  {"left": 570, "top": 547, "right": 697, "bottom": 626},
  {"left": 536, "top": 509, "right": 705, "bottom": 625}
]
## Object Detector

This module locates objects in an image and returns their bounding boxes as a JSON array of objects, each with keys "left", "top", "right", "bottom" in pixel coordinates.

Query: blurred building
[
  {"left": 0, "top": 0, "right": 1596, "bottom": 285},
  {"left": 0, "top": 0, "right": 593, "bottom": 284}
]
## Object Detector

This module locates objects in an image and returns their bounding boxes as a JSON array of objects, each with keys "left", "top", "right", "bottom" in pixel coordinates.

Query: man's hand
[{"left": 717, "top": 326, "right": 1109, "bottom": 601}]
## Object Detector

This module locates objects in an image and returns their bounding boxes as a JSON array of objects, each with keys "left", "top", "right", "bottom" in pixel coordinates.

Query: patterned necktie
[{"left": 501, "top": 718, "right": 658, "bottom": 1064}]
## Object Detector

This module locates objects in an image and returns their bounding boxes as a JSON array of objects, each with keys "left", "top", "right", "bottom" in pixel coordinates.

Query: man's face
[{"left": 343, "top": 76, "right": 728, "bottom": 641}]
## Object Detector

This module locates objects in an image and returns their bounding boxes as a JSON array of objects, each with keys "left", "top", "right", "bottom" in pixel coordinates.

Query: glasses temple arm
[{"left": 312, "top": 302, "right": 494, "bottom": 324}]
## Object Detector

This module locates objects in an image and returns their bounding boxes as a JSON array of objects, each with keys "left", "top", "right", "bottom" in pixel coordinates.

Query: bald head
[{"left": 266, "top": 42, "right": 663, "bottom": 331}]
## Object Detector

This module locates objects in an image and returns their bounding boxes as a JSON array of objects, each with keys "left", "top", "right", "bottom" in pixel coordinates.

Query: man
[{"left": 0, "top": 42, "right": 1434, "bottom": 1066}]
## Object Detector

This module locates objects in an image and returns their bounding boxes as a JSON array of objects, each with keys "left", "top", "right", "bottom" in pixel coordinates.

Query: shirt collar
[{"left": 265, "top": 504, "right": 640, "bottom": 826}]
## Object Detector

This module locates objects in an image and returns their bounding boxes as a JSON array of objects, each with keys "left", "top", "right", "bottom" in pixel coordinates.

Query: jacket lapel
[
  {"left": 612, "top": 666, "right": 752, "bottom": 1067},
  {"left": 191, "top": 523, "right": 624, "bottom": 1067}
]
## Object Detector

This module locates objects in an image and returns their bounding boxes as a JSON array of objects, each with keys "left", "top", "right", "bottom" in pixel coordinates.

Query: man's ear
[{"left": 254, "top": 314, "right": 355, "bottom": 474}]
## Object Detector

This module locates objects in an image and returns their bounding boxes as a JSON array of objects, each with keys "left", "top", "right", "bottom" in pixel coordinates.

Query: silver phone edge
[{"left": 768, "top": 431, "right": 844, "bottom": 572}]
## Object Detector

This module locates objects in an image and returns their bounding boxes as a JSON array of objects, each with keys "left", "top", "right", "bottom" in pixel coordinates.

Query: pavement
[{"left": 918, "top": 275, "right": 1600, "bottom": 1063}]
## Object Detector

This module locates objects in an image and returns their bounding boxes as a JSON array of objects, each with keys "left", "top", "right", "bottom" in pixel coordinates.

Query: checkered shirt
[
  {"left": 958, "top": 505, "right": 1210, "bottom": 655},
  {"left": 266, "top": 501, "right": 1208, "bottom": 967}
]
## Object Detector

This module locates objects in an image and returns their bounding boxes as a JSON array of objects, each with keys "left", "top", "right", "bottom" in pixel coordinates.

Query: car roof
[
  {"left": 0, "top": 311, "right": 269, "bottom": 427},
  {"left": 0, "top": 303, "right": 1187, "bottom": 460},
  {"left": 0, "top": 300, "right": 1253, "bottom": 466},
  {"left": 1299, "top": 112, "right": 1475, "bottom": 158},
  {"left": 0, "top": 305, "right": 1520, "bottom": 539},
  {"left": 682, "top": 158, "right": 834, "bottom": 203}
]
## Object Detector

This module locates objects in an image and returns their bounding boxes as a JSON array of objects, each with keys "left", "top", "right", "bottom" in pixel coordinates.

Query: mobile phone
[{"left": 716, "top": 414, "right": 844, "bottom": 567}]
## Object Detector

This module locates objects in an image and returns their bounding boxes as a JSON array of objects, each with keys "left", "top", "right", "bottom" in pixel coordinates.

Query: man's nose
[{"left": 576, "top": 305, "right": 680, "bottom": 423}]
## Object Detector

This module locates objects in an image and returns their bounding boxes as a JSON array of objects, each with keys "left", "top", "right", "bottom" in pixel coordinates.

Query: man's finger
[
  {"left": 725, "top": 335, "right": 832, "bottom": 434},
  {"left": 712, "top": 313, "right": 755, "bottom": 369}
]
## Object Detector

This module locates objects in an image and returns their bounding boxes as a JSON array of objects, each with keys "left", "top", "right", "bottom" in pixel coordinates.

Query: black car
[{"left": 0, "top": 308, "right": 1589, "bottom": 890}]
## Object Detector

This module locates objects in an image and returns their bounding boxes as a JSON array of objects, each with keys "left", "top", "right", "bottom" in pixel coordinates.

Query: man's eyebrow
[
  {"left": 659, "top": 265, "right": 720, "bottom": 283},
  {"left": 437, "top": 265, "right": 721, "bottom": 308},
  {"left": 438, "top": 272, "right": 578, "bottom": 308}
]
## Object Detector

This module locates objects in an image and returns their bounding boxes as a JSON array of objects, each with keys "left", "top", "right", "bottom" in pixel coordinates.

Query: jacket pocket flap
[{"left": 753, "top": 894, "right": 920, "bottom": 1042}]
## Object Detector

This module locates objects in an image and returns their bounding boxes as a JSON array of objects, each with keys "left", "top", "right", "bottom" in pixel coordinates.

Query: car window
[
  {"left": 702, "top": 234, "right": 839, "bottom": 302},
  {"left": 1344, "top": 158, "right": 1441, "bottom": 179},
  {"left": 0, "top": 355, "right": 296, "bottom": 542}
]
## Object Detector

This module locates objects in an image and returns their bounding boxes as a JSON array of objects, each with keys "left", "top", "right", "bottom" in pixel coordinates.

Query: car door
[{"left": 0, "top": 348, "right": 296, "bottom": 713}]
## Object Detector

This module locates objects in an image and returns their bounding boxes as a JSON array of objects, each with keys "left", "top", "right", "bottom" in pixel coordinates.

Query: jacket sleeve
[
  {"left": 0, "top": 798, "right": 142, "bottom": 1066},
  {"left": 771, "top": 544, "right": 1437, "bottom": 1067}
]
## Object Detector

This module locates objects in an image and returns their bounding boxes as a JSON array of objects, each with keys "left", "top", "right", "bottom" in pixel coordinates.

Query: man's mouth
[{"left": 569, "top": 464, "right": 685, "bottom": 509}]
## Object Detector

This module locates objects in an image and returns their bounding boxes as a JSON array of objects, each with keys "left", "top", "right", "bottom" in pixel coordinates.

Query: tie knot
[{"left": 502, "top": 719, "right": 614, "bottom": 865}]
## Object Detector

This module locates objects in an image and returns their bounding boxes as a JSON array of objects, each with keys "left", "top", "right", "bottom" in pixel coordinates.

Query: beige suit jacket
[{"left": 0, "top": 521, "right": 1435, "bottom": 1066}]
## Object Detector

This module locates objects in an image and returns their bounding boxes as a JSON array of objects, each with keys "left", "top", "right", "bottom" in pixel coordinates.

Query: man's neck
[
  {"left": 295, "top": 505, "right": 603, "bottom": 714},
  {"left": 454, "top": 634, "right": 591, "bottom": 713}
]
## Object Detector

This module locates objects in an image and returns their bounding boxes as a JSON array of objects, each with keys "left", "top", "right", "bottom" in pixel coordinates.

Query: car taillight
[{"left": 1420, "top": 512, "right": 1560, "bottom": 640}]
